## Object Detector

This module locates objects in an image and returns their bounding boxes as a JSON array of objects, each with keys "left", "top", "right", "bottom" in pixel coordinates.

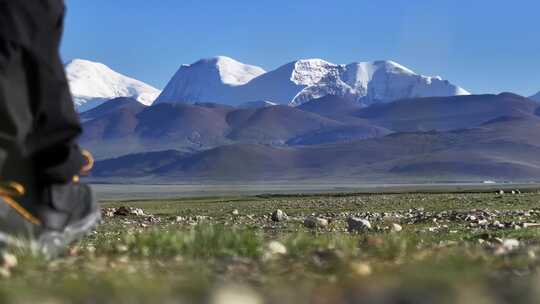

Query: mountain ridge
[
  {"left": 153, "top": 56, "right": 470, "bottom": 107},
  {"left": 79, "top": 93, "right": 540, "bottom": 161},
  {"left": 88, "top": 114, "right": 540, "bottom": 182}
]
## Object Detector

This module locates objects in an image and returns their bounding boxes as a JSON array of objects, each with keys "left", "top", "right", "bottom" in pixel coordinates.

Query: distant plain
[{"left": 92, "top": 182, "right": 540, "bottom": 201}]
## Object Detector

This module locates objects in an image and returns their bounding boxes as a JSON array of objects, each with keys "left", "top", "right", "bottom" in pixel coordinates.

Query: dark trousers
[{"left": 0, "top": 0, "right": 84, "bottom": 185}]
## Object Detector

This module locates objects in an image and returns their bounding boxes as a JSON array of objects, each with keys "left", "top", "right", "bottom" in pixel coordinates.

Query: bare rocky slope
[{"left": 85, "top": 94, "right": 540, "bottom": 182}]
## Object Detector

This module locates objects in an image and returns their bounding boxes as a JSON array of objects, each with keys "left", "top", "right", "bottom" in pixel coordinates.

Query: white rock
[
  {"left": 467, "top": 215, "right": 477, "bottom": 221},
  {"left": 478, "top": 219, "right": 489, "bottom": 226},
  {"left": 347, "top": 217, "right": 371, "bottom": 232},
  {"left": 304, "top": 216, "right": 328, "bottom": 229},
  {"left": 271, "top": 209, "right": 288, "bottom": 222},
  {"left": 131, "top": 208, "right": 145, "bottom": 216},
  {"left": 1, "top": 253, "right": 17, "bottom": 269},
  {"left": 350, "top": 262, "right": 372, "bottom": 276},
  {"left": 263, "top": 241, "right": 288, "bottom": 261},
  {"left": 503, "top": 239, "right": 520, "bottom": 249},
  {"left": 0, "top": 268, "right": 10, "bottom": 278},
  {"left": 210, "top": 285, "right": 263, "bottom": 304},
  {"left": 195, "top": 215, "right": 209, "bottom": 222},
  {"left": 116, "top": 245, "right": 128, "bottom": 253},
  {"left": 391, "top": 223, "right": 403, "bottom": 232},
  {"left": 494, "top": 238, "right": 520, "bottom": 255}
]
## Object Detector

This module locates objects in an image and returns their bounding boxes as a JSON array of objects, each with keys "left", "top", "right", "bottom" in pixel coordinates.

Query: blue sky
[{"left": 62, "top": 0, "right": 540, "bottom": 96}]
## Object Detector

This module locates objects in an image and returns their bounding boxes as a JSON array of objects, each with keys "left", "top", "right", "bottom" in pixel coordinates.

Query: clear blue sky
[{"left": 62, "top": 0, "right": 540, "bottom": 96}]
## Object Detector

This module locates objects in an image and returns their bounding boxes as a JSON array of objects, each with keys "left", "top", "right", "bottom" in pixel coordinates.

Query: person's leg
[
  {"left": 0, "top": 0, "right": 85, "bottom": 183},
  {"left": 0, "top": 40, "right": 32, "bottom": 171},
  {"left": 0, "top": 0, "right": 100, "bottom": 257},
  {"left": 0, "top": 0, "right": 85, "bottom": 184},
  {"left": 25, "top": 1, "right": 87, "bottom": 184},
  {"left": 0, "top": 37, "right": 43, "bottom": 242}
]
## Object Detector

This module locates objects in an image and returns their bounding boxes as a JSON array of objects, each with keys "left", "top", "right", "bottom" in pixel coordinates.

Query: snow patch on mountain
[
  {"left": 530, "top": 91, "right": 540, "bottom": 102},
  {"left": 238, "top": 100, "right": 278, "bottom": 109},
  {"left": 66, "top": 59, "right": 161, "bottom": 112},
  {"left": 154, "top": 56, "right": 470, "bottom": 107}
]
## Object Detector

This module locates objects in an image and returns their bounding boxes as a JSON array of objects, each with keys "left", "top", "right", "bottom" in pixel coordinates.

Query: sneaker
[
  {"left": 0, "top": 149, "right": 100, "bottom": 257},
  {"left": 0, "top": 181, "right": 101, "bottom": 257}
]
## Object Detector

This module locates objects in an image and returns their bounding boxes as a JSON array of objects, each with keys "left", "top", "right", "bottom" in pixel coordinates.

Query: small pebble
[{"left": 391, "top": 223, "right": 403, "bottom": 232}]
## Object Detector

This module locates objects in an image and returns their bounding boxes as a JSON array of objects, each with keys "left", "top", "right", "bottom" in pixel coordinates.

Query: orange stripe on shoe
[
  {"left": 0, "top": 195, "right": 41, "bottom": 226},
  {"left": 0, "top": 181, "right": 25, "bottom": 197}
]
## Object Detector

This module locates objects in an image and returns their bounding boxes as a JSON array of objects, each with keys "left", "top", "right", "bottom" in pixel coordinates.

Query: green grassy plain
[{"left": 2, "top": 191, "right": 540, "bottom": 303}]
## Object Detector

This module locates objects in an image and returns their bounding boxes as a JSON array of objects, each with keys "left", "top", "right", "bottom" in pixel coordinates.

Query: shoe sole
[
  {"left": 37, "top": 207, "right": 101, "bottom": 258},
  {"left": 0, "top": 201, "right": 101, "bottom": 259}
]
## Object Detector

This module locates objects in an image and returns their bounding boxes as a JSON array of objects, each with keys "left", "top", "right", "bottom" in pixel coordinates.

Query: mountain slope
[
  {"left": 287, "top": 124, "right": 391, "bottom": 146},
  {"left": 92, "top": 150, "right": 189, "bottom": 177},
  {"left": 153, "top": 56, "right": 469, "bottom": 107},
  {"left": 81, "top": 93, "right": 539, "bottom": 160},
  {"left": 530, "top": 91, "right": 540, "bottom": 102},
  {"left": 356, "top": 93, "right": 539, "bottom": 132},
  {"left": 80, "top": 102, "right": 236, "bottom": 159},
  {"left": 80, "top": 97, "right": 145, "bottom": 143},
  {"left": 90, "top": 115, "right": 540, "bottom": 182},
  {"left": 66, "top": 59, "right": 161, "bottom": 112},
  {"left": 226, "top": 105, "right": 342, "bottom": 143},
  {"left": 81, "top": 101, "right": 357, "bottom": 158},
  {"left": 134, "top": 103, "right": 233, "bottom": 143},
  {"left": 297, "top": 95, "right": 367, "bottom": 124},
  {"left": 79, "top": 97, "right": 146, "bottom": 122}
]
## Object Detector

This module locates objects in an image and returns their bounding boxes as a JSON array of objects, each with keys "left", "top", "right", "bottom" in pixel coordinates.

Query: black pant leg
[
  {"left": 0, "top": 40, "right": 35, "bottom": 182},
  {"left": 0, "top": 0, "right": 85, "bottom": 185}
]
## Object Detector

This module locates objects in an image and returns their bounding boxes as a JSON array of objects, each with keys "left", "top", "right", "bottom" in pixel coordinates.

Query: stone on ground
[
  {"left": 347, "top": 217, "right": 372, "bottom": 232},
  {"left": 304, "top": 216, "right": 328, "bottom": 229},
  {"left": 271, "top": 209, "right": 288, "bottom": 222}
]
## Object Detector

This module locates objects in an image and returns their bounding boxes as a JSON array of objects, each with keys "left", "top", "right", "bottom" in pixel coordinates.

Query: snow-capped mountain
[
  {"left": 530, "top": 91, "right": 540, "bottom": 102},
  {"left": 154, "top": 56, "right": 470, "bottom": 107},
  {"left": 66, "top": 59, "right": 161, "bottom": 112},
  {"left": 153, "top": 56, "right": 266, "bottom": 105}
]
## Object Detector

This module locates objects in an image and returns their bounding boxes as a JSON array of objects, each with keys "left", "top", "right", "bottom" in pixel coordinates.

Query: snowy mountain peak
[
  {"left": 154, "top": 56, "right": 470, "bottom": 107},
  {"left": 67, "top": 59, "right": 109, "bottom": 71},
  {"left": 66, "top": 59, "right": 161, "bottom": 112},
  {"left": 154, "top": 57, "right": 265, "bottom": 104},
  {"left": 183, "top": 56, "right": 265, "bottom": 86},
  {"left": 371, "top": 60, "right": 416, "bottom": 75}
]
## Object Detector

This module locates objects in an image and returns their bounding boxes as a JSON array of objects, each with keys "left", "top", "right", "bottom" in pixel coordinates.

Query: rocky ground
[{"left": 1, "top": 190, "right": 540, "bottom": 303}]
